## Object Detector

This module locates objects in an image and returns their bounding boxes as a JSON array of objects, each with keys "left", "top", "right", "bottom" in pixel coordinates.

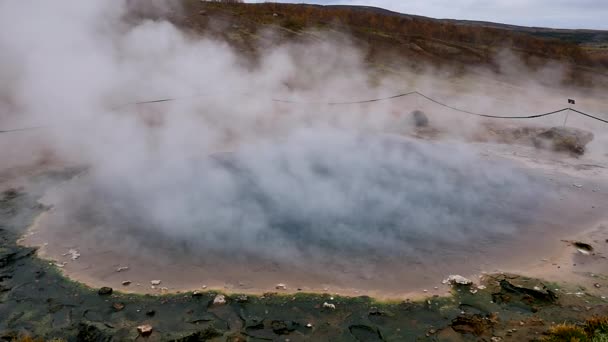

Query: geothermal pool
[{"left": 22, "top": 132, "right": 608, "bottom": 298}]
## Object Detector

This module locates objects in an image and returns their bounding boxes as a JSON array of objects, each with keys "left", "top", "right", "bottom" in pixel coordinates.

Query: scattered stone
[
  {"left": 306, "top": 323, "right": 313, "bottom": 328},
  {"left": 122, "top": 280, "right": 131, "bottom": 286},
  {"left": 443, "top": 275, "right": 473, "bottom": 286},
  {"left": 213, "top": 294, "right": 226, "bottom": 305},
  {"left": 594, "top": 283, "right": 601, "bottom": 289},
  {"left": 276, "top": 283, "right": 287, "bottom": 290},
  {"left": 146, "top": 310, "right": 156, "bottom": 317},
  {"left": 137, "top": 324, "right": 153, "bottom": 337},
  {"left": 98, "top": 287, "right": 113, "bottom": 296},
  {"left": 112, "top": 302, "right": 125, "bottom": 311},
  {"left": 491, "top": 336, "right": 503, "bottom": 341},
  {"left": 54, "top": 262, "right": 66, "bottom": 268},
  {"left": 202, "top": 285, "right": 207, "bottom": 289},
  {"left": 322, "top": 302, "right": 336, "bottom": 310},
  {"left": 192, "top": 290, "right": 203, "bottom": 297},
  {"left": 151, "top": 280, "right": 161, "bottom": 286},
  {"left": 116, "top": 266, "right": 129, "bottom": 272}
]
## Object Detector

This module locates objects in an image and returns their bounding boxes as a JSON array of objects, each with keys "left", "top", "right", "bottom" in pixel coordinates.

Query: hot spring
[{"left": 23, "top": 129, "right": 604, "bottom": 297}]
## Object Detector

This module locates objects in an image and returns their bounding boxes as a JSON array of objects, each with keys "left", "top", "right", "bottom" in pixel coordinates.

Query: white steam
[{"left": 0, "top": 0, "right": 595, "bottom": 274}]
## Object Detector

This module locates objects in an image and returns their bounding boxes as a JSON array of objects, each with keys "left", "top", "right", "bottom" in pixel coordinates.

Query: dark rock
[
  {"left": 349, "top": 324, "right": 384, "bottom": 341},
  {"left": 97, "top": 287, "right": 113, "bottom": 296},
  {"left": 573, "top": 241, "right": 593, "bottom": 252},
  {"left": 533, "top": 127, "right": 594, "bottom": 155},
  {"left": 169, "top": 326, "right": 224, "bottom": 341},
  {"left": 271, "top": 320, "right": 298, "bottom": 335},
  {"left": 412, "top": 110, "right": 429, "bottom": 127},
  {"left": 368, "top": 307, "right": 384, "bottom": 316},
  {"left": 146, "top": 310, "right": 156, "bottom": 317},
  {"left": 77, "top": 322, "right": 113, "bottom": 342},
  {"left": 498, "top": 279, "right": 557, "bottom": 303}
]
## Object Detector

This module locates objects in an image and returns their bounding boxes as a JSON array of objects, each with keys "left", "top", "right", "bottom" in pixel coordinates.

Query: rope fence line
[{"left": 2, "top": 90, "right": 607, "bottom": 133}]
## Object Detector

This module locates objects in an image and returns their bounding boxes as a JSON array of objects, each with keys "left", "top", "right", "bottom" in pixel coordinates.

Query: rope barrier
[{"left": 2, "top": 90, "right": 607, "bottom": 133}]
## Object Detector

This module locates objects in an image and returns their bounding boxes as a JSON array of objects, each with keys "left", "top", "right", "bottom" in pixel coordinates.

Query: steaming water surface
[{"left": 24, "top": 131, "right": 606, "bottom": 297}]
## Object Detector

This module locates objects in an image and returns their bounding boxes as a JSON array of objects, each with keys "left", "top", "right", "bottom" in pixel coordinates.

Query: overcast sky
[{"left": 248, "top": 0, "right": 608, "bottom": 30}]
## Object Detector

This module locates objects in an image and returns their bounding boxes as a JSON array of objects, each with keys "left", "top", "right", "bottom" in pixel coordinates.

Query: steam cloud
[{"left": 0, "top": 1, "right": 573, "bottom": 272}]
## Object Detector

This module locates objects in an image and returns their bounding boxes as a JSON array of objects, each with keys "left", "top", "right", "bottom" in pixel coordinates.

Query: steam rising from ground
[
  {"left": 0, "top": 1, "right": 604, "bottom": 284},
  {"left": 51, "top": 130, "right": 546, "bottom": 266}
]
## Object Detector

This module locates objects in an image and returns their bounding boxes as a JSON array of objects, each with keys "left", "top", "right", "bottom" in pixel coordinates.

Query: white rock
[
  {"left": 116, "top": 266, "right": 129, "bottom": 272},
  {"left": 213, "top": 294, "right": 226, "bottom": 305},
  {"left": 306, "top": 323, "right": 313, "bottom": 328},
  {"left": 443, "top": 275, "right": 473, "bottom": 286},
  {"left": 276, "top": 283, "right": 287, "bottom": 290},
  {"left": 322, "top": 302, "right": 336, "bottom": 310},
  {"left": 151, "top": 280, "right": 161, "bottom": 286}
]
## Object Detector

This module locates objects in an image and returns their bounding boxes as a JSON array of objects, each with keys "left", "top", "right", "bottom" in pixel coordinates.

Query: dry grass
[{"left": 544, "top": 317, "right": 608, "bottom": 342}]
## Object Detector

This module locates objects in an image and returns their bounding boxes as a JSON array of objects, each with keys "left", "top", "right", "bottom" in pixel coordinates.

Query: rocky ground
[{"left": 1, "top": 171, "right": 607, "bottom": 341}]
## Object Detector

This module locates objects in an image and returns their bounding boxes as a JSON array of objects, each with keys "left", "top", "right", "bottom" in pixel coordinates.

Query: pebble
[
  {"left": 151, "top": 280, "right": 161, "bottom": 286},
  {"left": 122, "top": 280, "right": 131, "bottom": 286}
]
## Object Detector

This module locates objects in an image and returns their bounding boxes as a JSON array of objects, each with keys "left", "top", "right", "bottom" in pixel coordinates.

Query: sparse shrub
[{"left": 545, "top": 323, "right": 588, "bottom": 341}]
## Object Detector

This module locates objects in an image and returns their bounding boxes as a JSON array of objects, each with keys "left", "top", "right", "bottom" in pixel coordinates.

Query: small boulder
[
  {"left": 98, "top": 287, "right": 113, "bottom": 296},
  {"left": 213, "top": 294, "right": 226, "bottom": 306},
  {"left": 322, "top": 302, "right": 336, "bottom": 310},
  {"left": 137, "top": 324, "right": 153, "bottom": 337}
]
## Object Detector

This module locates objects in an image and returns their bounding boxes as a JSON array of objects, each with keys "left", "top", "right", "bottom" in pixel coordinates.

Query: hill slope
[{"left": 158, "top": 1, "right": 608, "bottom": 85}]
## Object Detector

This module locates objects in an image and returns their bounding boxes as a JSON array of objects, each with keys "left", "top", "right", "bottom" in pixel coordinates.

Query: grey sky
[{"left": 248, "top": 0, "right": 608, "bottom": 30}]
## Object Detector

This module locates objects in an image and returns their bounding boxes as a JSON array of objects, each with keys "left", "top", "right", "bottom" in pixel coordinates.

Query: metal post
[{"left": 562, "top": 109, "right": 570, "bottom": 127}]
